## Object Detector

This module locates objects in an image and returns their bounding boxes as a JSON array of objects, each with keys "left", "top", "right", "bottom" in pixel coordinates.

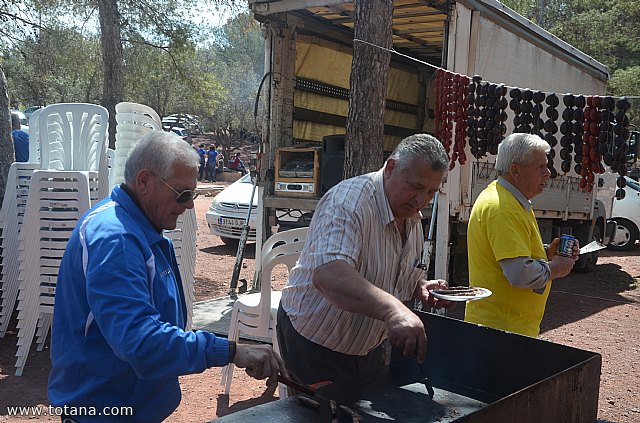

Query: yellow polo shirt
[{"left": 464, "top": 180, "right": 550, "bottom": 337}]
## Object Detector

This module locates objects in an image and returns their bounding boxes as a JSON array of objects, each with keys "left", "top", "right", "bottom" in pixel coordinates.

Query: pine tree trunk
[
  {"left": 344, "top": 0, "right": 393, "bottom": 179},
  {"left": 98, "top": 0, "right": 124, "bottom": 149},
  {"left": 0, "top": 64, "right": 14, "bottom": 202}
]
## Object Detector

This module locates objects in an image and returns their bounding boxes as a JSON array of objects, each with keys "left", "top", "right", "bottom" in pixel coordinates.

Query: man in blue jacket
[
  {"left": 48, "top": 131, "right": 283, "bottom": 422},
  {"left": 11, "top": 113, "right": 29, "bottom": 162},
  {"left": 196, "top": 143, "right": 206, "bottom": 181}
]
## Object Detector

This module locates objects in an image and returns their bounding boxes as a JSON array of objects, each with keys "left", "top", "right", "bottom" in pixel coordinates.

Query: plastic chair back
[
  {"left": 37, "top": 103, "right": 108, "bottom": 172},
  {"left": 27, "top": 109, "right": 43, "bottom": 164},
  {"left": 115, "top": 102, "right": 161, "bottom": 127}
]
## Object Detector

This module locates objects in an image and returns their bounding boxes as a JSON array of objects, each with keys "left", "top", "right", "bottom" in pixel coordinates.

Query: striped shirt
[{"left": 280, "top": 169, "right": 425, "bottom": 355}]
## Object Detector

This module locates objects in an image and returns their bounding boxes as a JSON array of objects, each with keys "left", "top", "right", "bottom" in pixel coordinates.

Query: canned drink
[{"left": 557, "top": 234, "right": 577, "bottom": 257}]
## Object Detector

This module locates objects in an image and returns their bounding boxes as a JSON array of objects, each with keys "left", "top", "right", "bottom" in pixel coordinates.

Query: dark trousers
[
  {"left": 205, "top": 164, "right": 216, "bottom": 181},
  {"left": 198, "top": 162, "right": 205, "bottom": 180},
  {"left": 276, "top": 305, "right": 385, "bottom": 387}
]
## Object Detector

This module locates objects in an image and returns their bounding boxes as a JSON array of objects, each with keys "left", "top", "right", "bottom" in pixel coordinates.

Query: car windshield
[{"left": 239, "top": 174, "right": 252, "bottom": 184}]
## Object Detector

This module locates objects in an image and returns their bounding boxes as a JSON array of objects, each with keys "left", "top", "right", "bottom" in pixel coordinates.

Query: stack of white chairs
[
  {"left": 0, "top": 108, "right": 46, "bottom": 338},
  {"left": 0, "top": 163, "right": 40, "bottom": 338},
  {"left": 14, "top": 171, "right": 99, "bottom": 375},
  {"left": 10, "top": 103, "right": 108, "bottom": 375},
  {"left": 220, "top": 227, "right": 308, "bottom": 397},
  {"left": 164, "top": 208, "right": 198, "bottom": 331},
  {"left": 113, "top": 102, "right": 198, "bottom": 330},
  {"left": 111, "top": 102, "right": 162, "bottom": 187}
]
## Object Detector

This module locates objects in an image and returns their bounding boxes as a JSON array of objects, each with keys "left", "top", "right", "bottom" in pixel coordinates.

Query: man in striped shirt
[{"left": 277, "top": 133, "right": 453, "bottom": 386}]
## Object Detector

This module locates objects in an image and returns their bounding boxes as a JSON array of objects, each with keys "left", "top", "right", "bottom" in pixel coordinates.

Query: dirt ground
[{"left": 0, "top": 187, "right": 639, "bottom": 422}]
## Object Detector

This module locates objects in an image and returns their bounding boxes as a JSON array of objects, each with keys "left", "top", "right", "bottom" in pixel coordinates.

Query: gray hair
[
  {"left": 124, "top": 131, "right": 200, "bottom": 185},
  {"left": 495, "top": 133, "right": 550, "bottom": 176},
  {"left": 11, "top": 113, "right": 20, "bottom": 129},
  {"left": 387, "top": 133, "right": 448, "bottom": 173}
]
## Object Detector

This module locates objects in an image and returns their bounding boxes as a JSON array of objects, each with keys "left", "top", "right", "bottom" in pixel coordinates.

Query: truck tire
[
  {"left": 608, "top": 219, "right": 639, "bottom": 251},
  {"left": 575, "top": 225, "right": 601, "bottom": 273}
]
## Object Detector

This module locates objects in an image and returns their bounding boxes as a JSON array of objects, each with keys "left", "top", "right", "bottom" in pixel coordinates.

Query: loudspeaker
[{"left": 321, "top": 134, "right": 346, "bottom": 194}]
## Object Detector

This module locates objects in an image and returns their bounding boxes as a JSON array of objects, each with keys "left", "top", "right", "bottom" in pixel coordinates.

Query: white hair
[
  {"left": 495, "top": 133, "right": 550, "bottom": 176},
  {"left": 124, "top": 131, "right": 199, "bottom": 185}
]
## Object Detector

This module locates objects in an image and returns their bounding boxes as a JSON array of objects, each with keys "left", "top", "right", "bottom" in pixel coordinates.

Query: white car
[
  {"left": 206, "top": 174, "right": 258, "bottom": 245},
  {"left": 609, "top": 176, "right": 640, "bottom": 250},
  {"left": 163, "top": 125, "right": 192, "bottom": 144}
]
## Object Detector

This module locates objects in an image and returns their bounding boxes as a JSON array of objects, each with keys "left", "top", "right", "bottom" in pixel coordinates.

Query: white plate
[{"left": 430, "top": 287, "right": 492, "bottom": 302}]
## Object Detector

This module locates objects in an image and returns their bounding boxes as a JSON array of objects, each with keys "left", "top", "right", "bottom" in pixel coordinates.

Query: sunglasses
[{"left": 153, "top": 173, "right": 199, "bottom": 203}]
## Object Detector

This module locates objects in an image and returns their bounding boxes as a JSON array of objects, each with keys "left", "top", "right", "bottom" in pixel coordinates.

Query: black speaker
[{"left": 321, "top": 134, "right": 346, "bottom": 194}]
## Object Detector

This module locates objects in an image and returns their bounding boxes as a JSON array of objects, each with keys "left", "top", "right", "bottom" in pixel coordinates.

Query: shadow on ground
[
  {"left": 200, "top": 243, "right": 256, "bottom": 260},
  {"left": 445, "top": 260, "right": 638, "bottom": 334},
  {"left": 540, "top": 261, "right": 638, "bottom": 334}
]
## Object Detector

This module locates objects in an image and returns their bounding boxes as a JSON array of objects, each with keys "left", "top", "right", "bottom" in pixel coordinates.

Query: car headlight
[{"left": 209, "top": 198, "right": 220, "bottom": 210}]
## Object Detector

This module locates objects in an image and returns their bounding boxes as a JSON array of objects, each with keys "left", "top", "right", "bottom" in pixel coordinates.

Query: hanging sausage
[
  {"left": 613, "top": 96, "right": 632, "bottom": 199},
  {"left": 475, "top": 78, "right": 489, "bottom": 158},
  {"left": 542, "top": 93, "right": 563, "bottom": 173},
  {"left": 467, "top": 76, "right": 480, "bottom": 159},
  {"left": 450, "top": 74, "right": 470, "bottom": 169}
]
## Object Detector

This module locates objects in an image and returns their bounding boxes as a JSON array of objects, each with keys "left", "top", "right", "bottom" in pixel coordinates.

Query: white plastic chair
[
  {"left": 220, "top": 228, "right": 308, "bottom": 397},
  {"left": 261, "top": 227, "right": 308, "bottom": 258},
  {"left": 37, "top": 103, "right": 109, "bottom": 172}
]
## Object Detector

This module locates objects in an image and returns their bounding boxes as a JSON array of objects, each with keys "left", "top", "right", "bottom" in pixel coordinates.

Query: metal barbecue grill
[{"left": 215, "top": 311, "right": 601, "bottom": 422}]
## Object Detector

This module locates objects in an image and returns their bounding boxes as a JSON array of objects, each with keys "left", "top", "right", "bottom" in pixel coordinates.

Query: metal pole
[
  {"left": 229, "top": 172, "right": 258, "bottom": 295},
  {"left": 422, "top": 191, "right": 439, "bottom": 271}
]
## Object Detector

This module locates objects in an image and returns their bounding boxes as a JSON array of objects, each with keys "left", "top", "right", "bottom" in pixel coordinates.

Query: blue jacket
[
  {"left": 12, "top": 129, "right": 29, "bottom": 162},
  {"left": 48, "top": 185, "right": 230, "bottom": 422},
  {"left": 206, "top": 149, "right": 218, "bottom": 165},
  {"left": 197, "top": 148, "right": 206, "bottom": 163}
]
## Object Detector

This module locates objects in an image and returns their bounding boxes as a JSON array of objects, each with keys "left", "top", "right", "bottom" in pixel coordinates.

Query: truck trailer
[{"left": 250, "top": 0, "right": 615, "bottom": 284}]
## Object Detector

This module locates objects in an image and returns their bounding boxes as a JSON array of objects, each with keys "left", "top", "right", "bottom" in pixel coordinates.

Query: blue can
[{"left": 557, "top": 234, "right": 577, "bottom": 257}]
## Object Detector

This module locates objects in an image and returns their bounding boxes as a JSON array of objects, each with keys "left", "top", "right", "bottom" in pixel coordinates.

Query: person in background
[
  {"left": 229, "top": 153, "right": 247, "bottom": 175},
  {"left": 205, "top": 145, "right": 218, "bottom": 182},
  {"left": 277, "top": 133, "right": 454, "bottom": 386},
  {"left": 464, "top": 133, "right": 578, "bottom": 337},
  {"left": 196, "top": 144, "right": 206, "bottom": 181},
  {"left": 48, "top": 131, "right": 283, "bottom": 423},
  {"left": 216, "top": 149, "right": 225, "bottom": 177},
  {"left": 11, "top": 112, "right": 29, "bottom": 162}
]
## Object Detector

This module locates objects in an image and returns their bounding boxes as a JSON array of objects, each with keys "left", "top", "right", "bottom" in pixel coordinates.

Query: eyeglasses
[{"left": 152, "top": 173, "right": 199, "bottom": 203}]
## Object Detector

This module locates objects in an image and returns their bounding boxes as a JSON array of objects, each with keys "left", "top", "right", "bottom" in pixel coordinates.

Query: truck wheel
[
  {"left": 575, "top": 225, "right": 601, "bottom": 273},
  {"left": 608, "top": 219, "right": 638, "bottom": 251}
]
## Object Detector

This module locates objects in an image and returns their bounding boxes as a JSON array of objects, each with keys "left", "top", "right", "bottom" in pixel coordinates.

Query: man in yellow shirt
[{"left": 465, "top": 133, "right": 578, "bottom": 337}]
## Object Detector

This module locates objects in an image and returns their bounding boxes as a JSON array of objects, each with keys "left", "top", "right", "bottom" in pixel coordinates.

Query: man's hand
[
  {"left": 383, "top": 305, "right": 427, "bottom": 363},
  {"left": 232, "top": 344, "right": 284, "bottom": 388},
  {"left": 547, "top": 237, "right": 580, "bottom": 260},
  {"left": 413, "top": 279, "right": 456, "bottom": 310}
]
